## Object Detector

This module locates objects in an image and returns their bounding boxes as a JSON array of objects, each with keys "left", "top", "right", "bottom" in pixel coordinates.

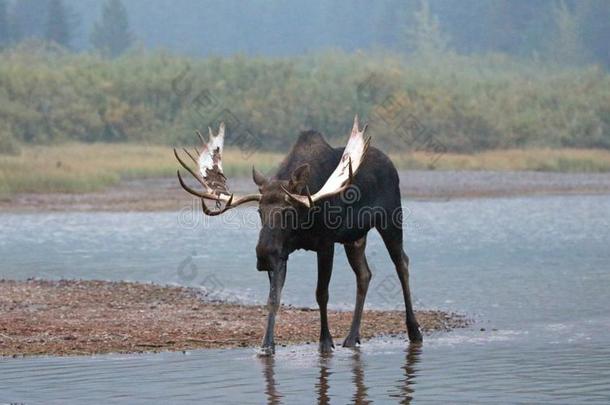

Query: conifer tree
[
  {"left": 550, "top": 1, "right": 588, "bottom": 66},
  {"left": 407, "top": 0, "right": 450, "bottom": 59},
  {"left": 91, "top": 0, "right": 133, "bottom": 58},
  {"left": 45, "top": 0, "right": 71, "bottom": 48},
  {"left": 0, "top": 0, "right": 9, "bottom": 48}
]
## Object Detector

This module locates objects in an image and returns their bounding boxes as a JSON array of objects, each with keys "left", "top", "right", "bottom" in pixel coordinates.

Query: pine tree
[
  {"left": 407, "top": 0, "right": 450, "bottom": 59},
  {"left": 0, "top": 0, "right": 9, "bottom": 48},
  {"left": 578, "top": 0, "right": 610, "bottom": 68},
  {"left": 550, "top": 1, "right": 588, "bottom": 66},
  {"left": 45, "top": 0, "right": 71, "bottom": 48},
  {"left": 91, "top": 0, "right": 133, "bottom": 58}
]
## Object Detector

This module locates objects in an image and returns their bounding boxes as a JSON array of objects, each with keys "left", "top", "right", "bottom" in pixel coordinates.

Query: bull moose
[{"left": 174, "top": 116, "right": 422, "bottom": 354}]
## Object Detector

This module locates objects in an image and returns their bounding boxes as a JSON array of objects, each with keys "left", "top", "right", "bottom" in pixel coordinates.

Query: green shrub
[
  {"left": 0, "top": 46, "right": 609, "bottom": 153},
  {"left": 0, "top": 128, "right": 20, "bottom": 155}
]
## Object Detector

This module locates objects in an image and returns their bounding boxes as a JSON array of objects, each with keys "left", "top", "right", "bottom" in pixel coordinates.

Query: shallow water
[{"left": 1, "top": 195, "right": 610, "bottom": 403}]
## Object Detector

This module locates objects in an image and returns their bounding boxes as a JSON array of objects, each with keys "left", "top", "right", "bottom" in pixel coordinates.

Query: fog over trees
[
  {"left": 90, "top": 0, "right": 133, "bottom": 58},
  {"left": 0, "top": 0, "right": 609, "bottom": 67},
  {"left": 0, "top": 0, "right": 9, "bottom": 48},
  {"left": 45, "top": 0, "right": 71, "bottom": 48}
]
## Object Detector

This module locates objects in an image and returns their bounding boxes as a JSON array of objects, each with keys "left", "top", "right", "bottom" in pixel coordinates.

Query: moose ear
[
  {"left": 252, "top": 167, "right": 268, "bottom": 188},
  {"left": 289, "top": 163, "right": 310, "bottom": 193}
]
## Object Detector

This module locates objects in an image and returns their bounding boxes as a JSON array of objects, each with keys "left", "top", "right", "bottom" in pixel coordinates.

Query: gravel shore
[{"left": 0, "top": 279, "right": 469, "bottom": 357}]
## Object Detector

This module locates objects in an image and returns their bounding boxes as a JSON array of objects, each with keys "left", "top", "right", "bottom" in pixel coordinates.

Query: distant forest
[
  {"left": 1, "top": 0, "right": 610, "bottom": 154},
  {"left": 1, "top": 0, "right": 609, "bottom": 68}
]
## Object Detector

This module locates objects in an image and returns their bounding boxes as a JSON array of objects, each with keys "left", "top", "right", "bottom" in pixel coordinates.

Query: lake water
[{"left": 1, "top": 195, "right": 609, "bottom": 403}]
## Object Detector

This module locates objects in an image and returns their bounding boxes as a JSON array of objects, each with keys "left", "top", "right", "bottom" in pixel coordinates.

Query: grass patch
[
  {"left": 2, "top": 143, "right": 610, "bottom": 197},
  {"left": 391, "top": 148, "right": 610, "bottom": 172},
  {"left": 0, "top": 143, "right": 282, "bottom": 197}
]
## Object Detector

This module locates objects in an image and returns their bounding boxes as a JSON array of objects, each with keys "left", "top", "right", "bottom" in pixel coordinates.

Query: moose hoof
[
  {"left": 258, "top": 345, "right": 275, "bottom": 357},
  {"left": 319, "top": 339, "right": 335, "bottom": 354},
  {"left": 408, "top": 329, "right": 423, "bottom": 343},
  {"left": 342, "top": 335, "right": 361, "bottom": 348}
]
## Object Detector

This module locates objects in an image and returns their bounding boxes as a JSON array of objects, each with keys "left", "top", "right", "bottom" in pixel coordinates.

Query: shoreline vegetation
[
  {"left": 2, "top": 48, "right": 610, "bottom": 155},
  {"left": 2, "top": 143, "right": 610, "bottom": 198},
  {"left": 0, "top": 279, "right": 470, "bottom": 357},
  {"left": 2, "top": 48, "right": 610, "bottom": 199}
]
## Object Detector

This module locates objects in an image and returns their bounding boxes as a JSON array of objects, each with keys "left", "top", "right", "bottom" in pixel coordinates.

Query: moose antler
[
  {"left": 174, "top": 122, "right": 261, "bottom": 216},
  {"left": 282, "top": 115, "right": 371, "bottom": 208}
]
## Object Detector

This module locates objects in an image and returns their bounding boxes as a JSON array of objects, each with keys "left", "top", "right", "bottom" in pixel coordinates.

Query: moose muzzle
[{"left": 256, "top": 244, "right": 286, "bottom": 272}]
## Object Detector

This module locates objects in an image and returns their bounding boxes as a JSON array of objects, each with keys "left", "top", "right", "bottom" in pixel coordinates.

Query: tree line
[
  {"left": 0, "top": 0, "right": 132, "bottom": 57},
  {"left": 1, "top": 48, "right": 609, "bottom": 155}
]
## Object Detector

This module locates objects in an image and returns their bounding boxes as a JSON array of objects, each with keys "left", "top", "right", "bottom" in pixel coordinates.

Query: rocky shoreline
[{"left": 0, "top": 279, "right": 469, "bottom": 357}]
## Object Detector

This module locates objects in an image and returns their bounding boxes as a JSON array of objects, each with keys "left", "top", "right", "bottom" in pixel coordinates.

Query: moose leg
[
  {"left": 260, "top": 261, "right": 287, "bottom": 355},
  {"left": 343, "top": 236, "right": 371, "bottom": 347},
  {"left": 317, "top": 245, "right": 335, "bottom": 353},
  {"left": 380, "top": 231, "right": 423, "bottom": 342}
]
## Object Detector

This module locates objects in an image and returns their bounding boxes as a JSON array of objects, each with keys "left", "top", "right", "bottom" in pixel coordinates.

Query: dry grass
[
  {"left": 0, "top": 143, "right": 282, "bottom": 197},
  {"left": 391, "top": 148, "right": 610, "bottom": 172},
  {"left": 2, "top": 143, "right": 610, "bottom": 197}
]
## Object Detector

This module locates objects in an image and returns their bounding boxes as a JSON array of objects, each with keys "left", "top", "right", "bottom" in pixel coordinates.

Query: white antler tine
[
  {"left": 208, "top": 126, "right": 214, "bottom": 139},
  {"left": 196, "top": 130, "right": 206, "bottom": 146},
  {"left": 218, "top": 122, "right": 226, "bottom": 137},
  {"left": 352, "top": 114, "right": 360, "bottom": 134}
]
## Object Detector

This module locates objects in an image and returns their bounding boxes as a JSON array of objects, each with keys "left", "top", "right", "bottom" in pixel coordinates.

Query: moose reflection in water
[
  {"left": 257, "top": 344, "right": 422, "bottom": 404},
  {"left": 175, "top": 116, "right": 422, "bottom": 354}
]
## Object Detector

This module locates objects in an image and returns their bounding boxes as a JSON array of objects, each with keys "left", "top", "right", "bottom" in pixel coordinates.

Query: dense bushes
[{"left": 1, "top": 44, "right": 610, "bottom": 153}]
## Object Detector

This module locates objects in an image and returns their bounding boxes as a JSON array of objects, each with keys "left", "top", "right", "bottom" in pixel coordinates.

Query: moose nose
[
  {"left": 256, "top": 257, "right": 271, "bottom": 272},
  {"left": 256, "top": 245, "right": 279, "bottom": 272}
]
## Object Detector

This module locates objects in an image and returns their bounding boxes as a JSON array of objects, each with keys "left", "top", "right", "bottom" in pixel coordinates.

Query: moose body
[{"left": 175, "top": 117, "right": 422, "bottom": 354}]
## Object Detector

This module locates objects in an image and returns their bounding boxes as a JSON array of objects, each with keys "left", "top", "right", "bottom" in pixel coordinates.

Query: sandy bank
[{"left": 0, "top": 279, "right": 469, "bottom": 357}]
